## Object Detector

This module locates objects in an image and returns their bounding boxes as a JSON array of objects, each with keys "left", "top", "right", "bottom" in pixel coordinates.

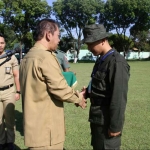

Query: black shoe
[
  {"left": 7, "top": 143, "right": 15, "bottom": 150},
  {"left": 0, "top": 144, "right": 6, "bottom": 150}
]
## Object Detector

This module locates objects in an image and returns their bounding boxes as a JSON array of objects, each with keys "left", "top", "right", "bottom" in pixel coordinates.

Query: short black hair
[
  {"left": 33, "top": 18, "right": 59, "bottom": 41},
  {"left": 0, "top": 33, "right": 5, "bottom": 38}
]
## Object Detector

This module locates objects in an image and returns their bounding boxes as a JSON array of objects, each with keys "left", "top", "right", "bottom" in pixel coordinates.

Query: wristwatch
[{"left": 16, "top": 91, "right": 21, "bottom": 94}]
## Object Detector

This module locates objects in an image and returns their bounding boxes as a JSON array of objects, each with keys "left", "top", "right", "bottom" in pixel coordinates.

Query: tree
[
  {"left": 0, "top": 22, "right": 18, "bottom": 49},
  {"left": 99, "top": 0, "right": 150, "bottom": 54},
  {"left": 58, "top": 36, "right": 76, "bottom": 52},
  {"left": 0, "top": 0, "right": 4, "bottom": 14},
  {"left": 130, "top": 0, "right": 150, "bottom": 33},
  {"left": 53, "top": 0, "right": 104, "bottom": 55},
  {"left": 1, "top": 0, "right": 51, "bottom": 61},
  {"left": 108, "top": 34, "right": 134, "bottom": 55},
  {"left": 80, "top": 44, "right": 88, "bottom": 49},
  {"left": 131, "top": 30, "right": 150, "bottom": 52},
  {"left": 4, "top": 26, "right": 18, "bottom": 49}
]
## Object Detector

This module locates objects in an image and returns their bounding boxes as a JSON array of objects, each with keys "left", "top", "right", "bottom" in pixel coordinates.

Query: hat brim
[{"left": 83, "top": 33, "right": 110, "bottom": 44}]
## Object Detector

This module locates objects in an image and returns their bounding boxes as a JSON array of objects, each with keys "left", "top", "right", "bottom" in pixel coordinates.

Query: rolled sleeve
[{"left": 11, "top": 55, "right": 19, "bottom": 70}]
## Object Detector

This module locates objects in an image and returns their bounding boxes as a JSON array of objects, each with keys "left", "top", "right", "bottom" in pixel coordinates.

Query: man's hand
[
  {"left": 15, "top": 93, "right": 20, "bottom": 101},
  {"left": 108, "top": 129, "right": 121, "bottom": 137},
  {"left": 75, "top": 90, "right": 87, "bottom": 109},
  {"left": 81, "top": 86, "right": 86, "bottom": 98},
  {"left": 78, "top": 93, "right": 87, "bottom": 109}
]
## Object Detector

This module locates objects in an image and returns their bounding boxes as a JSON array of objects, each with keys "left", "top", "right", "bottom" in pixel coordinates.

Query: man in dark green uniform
[
  {"left": 55, "top": 50, "right": 77, "bottom": 88},
  {"left": 82, "top": 24, "right": 130, "bottom": 150},
  {"left": 55, "top": 49, "right": 70, "bottom": 72}
]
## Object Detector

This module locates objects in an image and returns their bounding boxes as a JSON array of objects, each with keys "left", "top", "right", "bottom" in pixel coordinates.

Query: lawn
[{"left": 15, "top": 61, "right": 150, "bottom": 149}]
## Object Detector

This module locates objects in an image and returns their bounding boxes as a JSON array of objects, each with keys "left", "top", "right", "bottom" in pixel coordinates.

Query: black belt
[{"left": 0, "top": 84, "right": 14, "bottom": 91}]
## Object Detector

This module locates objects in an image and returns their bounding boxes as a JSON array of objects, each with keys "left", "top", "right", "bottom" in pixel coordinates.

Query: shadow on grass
[
  {"left": 127, "top": 57, "right": 150, "bottom": 61},
  {"left": 14, "top": 145, "right": 65, "bottom": 150},
  {"left": 3, "top": 144, "right": 29, "bottom": 150},
  {"left": 69, "top": 60, "right": 96, "bottom": 63},
  {"left": 15, "top": 110, "right": 24, "bottom": 136}
]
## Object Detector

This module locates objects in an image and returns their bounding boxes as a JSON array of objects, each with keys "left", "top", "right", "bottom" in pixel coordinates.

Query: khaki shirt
[
  {"left": 0, "top": 54, "right": 19, "bottom": 87},
  {"left": 19, "top": 43, "right": 82, "bottom": 147}
]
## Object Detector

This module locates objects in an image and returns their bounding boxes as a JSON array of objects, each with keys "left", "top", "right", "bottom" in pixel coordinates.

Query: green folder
[{"left": 62, "top": 72, "right": 77, "bottom": 88}]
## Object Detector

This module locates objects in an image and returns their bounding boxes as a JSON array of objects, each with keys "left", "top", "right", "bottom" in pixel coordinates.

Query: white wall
[
  {"left": 67, "top": 50, "right": 150, "bottom": 61},
  {"left": 120, "top": 51, "right": 150, "bottom": 60},
  {"left": 67, "top": 50, "right": 97, "bottom": 61}
]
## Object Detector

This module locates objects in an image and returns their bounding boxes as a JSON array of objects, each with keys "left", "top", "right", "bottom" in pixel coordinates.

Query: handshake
[{"left": 75, "top": 86, "right": 87, "bottom": 109}]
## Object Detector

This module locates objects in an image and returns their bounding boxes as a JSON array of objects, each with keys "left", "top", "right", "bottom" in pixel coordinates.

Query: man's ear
[
  {"left": 101, "top": 38, "right": 106, "bottom": 45},
  {"left": 45, "top": 31, "right": 51, "bottom": 42}
]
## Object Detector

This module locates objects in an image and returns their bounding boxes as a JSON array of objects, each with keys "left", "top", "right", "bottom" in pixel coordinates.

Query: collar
[
  {"left": 101, "top": 49, "right": 114, "bottom": 62},
  {"left": 31, "top": 43, "right": 57, "bottom": 57},
  {"left": 54, "top": 50, "right": 58, "bottom": 54},
  {"left": 33, "top": 42, "right": 48, "bottom": 51}
]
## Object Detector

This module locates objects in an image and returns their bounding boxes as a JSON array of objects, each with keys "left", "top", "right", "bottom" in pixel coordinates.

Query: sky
[
  {"left": 46, "top": 0, "right": 56, "bottom": 6},
  {"left": 46, "top": 0, "right": 56, "bottom": 19}
]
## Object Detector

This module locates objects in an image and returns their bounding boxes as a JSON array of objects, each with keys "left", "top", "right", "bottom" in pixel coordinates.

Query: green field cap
[{"left": 83, "top": 24, "right": 110, "bottom": 43}]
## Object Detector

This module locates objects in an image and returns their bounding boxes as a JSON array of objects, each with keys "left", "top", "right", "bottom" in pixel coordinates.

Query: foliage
[
  {"left": 4, "top": 27, "right": 18, "bottom": 49},
  {"left": 1, "top": 0, "right": 51, "bottom": 51},
  {"left": 129, "top": 0, "right": 150, "bottom": 51},
  {"left": 0, "top": 0, "right": 4, "bottom": 14},
  {"left": 0, "top": 23, "right": 18, "bottom": 49},
  {"left": 80, "top": 43, "right": 88, "bottom": 49},
  {"left": 142, "top": 42, "right": 150, "bottom": 52},
  {"left": 23, "top": 32, "right": 34, "bottom": 52},
  {"left": 0, "top": 0, "right": 150, "bottom": 54},
  {"left": 130, "top": 0, "right": 150, "bottom": 34},
  {"left": 99, "top": 0, "right": 150, "bottom": 53},
  {"left": 59, "top": 36, "right": 78, "bottom": 52},
  {"left": 130, "top": 30, "right": 150, "bottom": 52},
  {"left": 53, "top": 0, "right": 104, "bottom": 54},
  {"left": 108, "top": 34, "right": 134, "bottom": 53}
]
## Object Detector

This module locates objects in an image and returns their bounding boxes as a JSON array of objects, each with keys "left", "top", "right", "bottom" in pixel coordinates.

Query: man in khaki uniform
[
  {"left": 0, "top": 34, "right": 20, "bottom": 150},
  {"left": 19, "top": 19, "right": 86, "bottom": 150}
]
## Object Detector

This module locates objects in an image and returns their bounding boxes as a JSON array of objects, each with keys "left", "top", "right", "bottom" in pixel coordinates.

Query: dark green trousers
[{"left": 90, "top": 123, "right": 121, "bottom": 150}]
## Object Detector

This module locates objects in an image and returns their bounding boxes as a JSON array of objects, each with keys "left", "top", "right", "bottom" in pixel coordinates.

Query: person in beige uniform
[
  {"left": 19, "top": 19, "right": 86, "bottom": 150},
  {"left": 0, "top": 34, "right": 20, "bottom": 150}
]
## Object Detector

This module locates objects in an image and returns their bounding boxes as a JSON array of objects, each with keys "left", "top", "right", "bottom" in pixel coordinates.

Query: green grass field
[{"left": 15, "top": 61, "right": 150, "bottom": 149}]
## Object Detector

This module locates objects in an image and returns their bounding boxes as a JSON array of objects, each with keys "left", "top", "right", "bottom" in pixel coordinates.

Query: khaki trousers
[
  {"left": 0, "top": 86, "right": 16, "bottom": 144},
  {"left": 30, "top": 142, "right": 64, "bottom": 150}
]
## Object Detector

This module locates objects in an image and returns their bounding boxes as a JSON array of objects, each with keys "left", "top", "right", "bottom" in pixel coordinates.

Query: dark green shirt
[
  {"left": 56, "top": 50, "right": 70, "bottom": 71},
  {"left": 88, "top": 50, "right": 130, "bottom": 132}
]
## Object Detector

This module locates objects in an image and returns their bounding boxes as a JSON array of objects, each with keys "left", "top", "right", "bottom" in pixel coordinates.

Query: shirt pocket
[
  {"left": 5, "top": 64, "right": 12, "bottom": 75},
  {"left": 89, "top": 105, "right": 104, "bottom": 125},
  {"left": 92, "top": 69, "right": 107, "bottom": 91}
]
